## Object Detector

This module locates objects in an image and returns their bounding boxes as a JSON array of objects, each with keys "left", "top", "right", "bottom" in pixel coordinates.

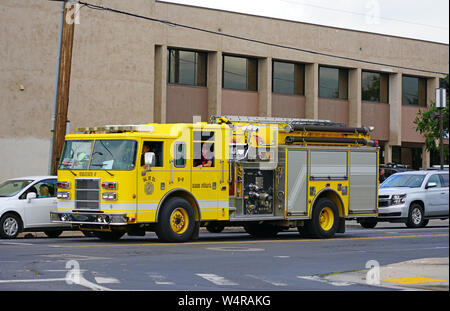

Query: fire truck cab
[{"left": 51, "top": 116, "right": 379, "bottom": 242}]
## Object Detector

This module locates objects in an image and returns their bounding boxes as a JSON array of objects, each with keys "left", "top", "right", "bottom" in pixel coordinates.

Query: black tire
[
  {"left": 44, "top": 230, "right": 63, "bottom": 238},
  {"left": 93, "top": 231, "right": 125, "bottom": 241},
  {"left": 243, "top": 223, "right": 280, "bottom": 238},
  {"left": 0, "top": 213, "right": 22, "bottom": 239},
  {"left": 155, "top": 197, "right": 196, "bottom": 242},
  {"left": 305, "top": 198, "right": 339, "bottom": 239},
  {"left": 360, "top": 221, "right": 378, "bottom": 229},
  {"left": 405, "top": 203, "right": 425, "bottom": 228},
  {"left": 206, "top": 223, "right": 225, "bottom": 233}
]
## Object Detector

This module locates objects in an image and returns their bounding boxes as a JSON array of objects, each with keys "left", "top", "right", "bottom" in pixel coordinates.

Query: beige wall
[
  {"left": 221, "top": 90, "right": 259, "bottom": 116},
  {"left": 0, "top": 0, "right": 448, "bottom": 179},
  {"left": 361, "top": 101, "right": 390, "bottom": 141},
  {"left": 272, "top": 94, "right": 305, "bottom": 118},
  {"left": 318, "top": 98, "right": 349, "bottom": 125},
  {"left": 401, "top": 105, "right": 427, "bottom": 143},
  {"left": 166, "top": 84, "right": 208, "bottom": 123}
]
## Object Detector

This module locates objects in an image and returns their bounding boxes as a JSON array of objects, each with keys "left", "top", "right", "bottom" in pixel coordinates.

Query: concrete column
[
  {"left": 388, "top": 73, "right": 402, "bottom": 146},
  {"left": 348, "top": 68, "right": 362, "bottom": 127},
  {"left": 154, "top": 45, "right": 167, "bottom": 123},
  {"left": 384, "top": 142, "right": 393, "bottom": 163},
  {"left": 207, "top": 51, "right": 222, "bottom": 120},
  {"left": 422, "top": 145, "right": 430, "bottom": 169},
  {"left": 258, "top": 57, "right": 272, "bottom": 117},
  {"left": 427, "top": 77, "right": 439, "bottom": 107},
  {"left": 421, "top": 77, "right": 439, "bottom": 168},
  {"left": 305, "top": 63, "right": 319, "bottom": 119}
]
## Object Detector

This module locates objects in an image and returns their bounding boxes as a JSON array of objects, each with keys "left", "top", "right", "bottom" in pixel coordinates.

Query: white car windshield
[
  {"left": 381, "top": 174, "right": 425, "bottom": 189},
  {"left": 0, "top": 180, "right": 34, "bottom": 197}
]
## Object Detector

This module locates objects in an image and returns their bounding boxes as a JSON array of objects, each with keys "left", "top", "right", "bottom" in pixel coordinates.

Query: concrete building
[{"left": 0, "top": 0, "right": 448, "bottom": 180}]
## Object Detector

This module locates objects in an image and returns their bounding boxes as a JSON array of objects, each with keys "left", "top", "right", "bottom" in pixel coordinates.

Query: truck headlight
[
  {"left": 102, "top": 192, "right": 117, "bottom": 201},
  {"left": 57, "top": 191, "right": 70, "bottom": 200},
  {"left": 391, "top": 194, "right": 406, "bottom": 205}
]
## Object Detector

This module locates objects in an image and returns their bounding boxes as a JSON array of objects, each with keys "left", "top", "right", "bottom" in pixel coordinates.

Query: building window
[
  {"left": 272, "top": 60, "right": 304, "bottom": 95},
  {"left": 223, "top": 55, "right": 258, "bottom": 91},
  {"left": 402, "top": 75, "right": 427, "bottom": 107},
  {"left": 168, "top": 49, "right": 207, "bottom": 86},
  {"left": 319, "top": 66, "right": 348, "bottom": 99},
  {"left": 362, "top": 71, "right": 389, "bottom": 103}
]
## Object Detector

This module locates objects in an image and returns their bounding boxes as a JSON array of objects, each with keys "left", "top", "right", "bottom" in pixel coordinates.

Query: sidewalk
[{"left": 324, "top": 257, "right": 449, "bottom": 291}]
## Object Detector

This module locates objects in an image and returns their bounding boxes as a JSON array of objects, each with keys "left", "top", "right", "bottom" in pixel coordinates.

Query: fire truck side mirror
[{"left": 144, "top": 152, "right": 156, "bottom": 167}]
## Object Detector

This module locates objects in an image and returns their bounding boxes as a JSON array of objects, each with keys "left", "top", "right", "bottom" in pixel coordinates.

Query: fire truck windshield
[{"left": 59, "top": 140, "right": 137, "bottom": 171}]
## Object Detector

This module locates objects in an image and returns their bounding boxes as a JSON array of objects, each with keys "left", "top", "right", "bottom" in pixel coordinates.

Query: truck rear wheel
[
  {"left": 156, "top": 197, "right": 195, "bottom": 242},
  {"left": 304, "top": 198, "right": 339, "bottom": 239}
]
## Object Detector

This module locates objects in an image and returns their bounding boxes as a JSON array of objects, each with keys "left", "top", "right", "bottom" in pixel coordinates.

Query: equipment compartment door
[
  {"left": 286, "top": 149, "right": 308, "bottom": 216},
  {"left": 348, "top": 151, "right": 378, "bottom": 215}
]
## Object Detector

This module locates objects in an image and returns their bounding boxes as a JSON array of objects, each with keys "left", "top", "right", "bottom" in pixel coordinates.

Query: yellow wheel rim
[
  {"left": 319, "top": 207, "right": 334, "bottom": 231},
  {"left": 170, "top": 207, "right": 189, "bottom": 234}
]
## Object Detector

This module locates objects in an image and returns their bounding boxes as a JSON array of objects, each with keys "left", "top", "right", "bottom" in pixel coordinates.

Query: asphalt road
[{"left": 0, "top": 221, "right": 448, "bottom": 292}]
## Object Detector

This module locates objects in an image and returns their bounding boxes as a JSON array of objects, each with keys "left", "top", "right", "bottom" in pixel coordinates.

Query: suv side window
[
  {"left": 439, "top": 174, "right": 449, "bottom": 187},
  {"left": 427, "top": 174, "right": 442, "bottom": 188}
]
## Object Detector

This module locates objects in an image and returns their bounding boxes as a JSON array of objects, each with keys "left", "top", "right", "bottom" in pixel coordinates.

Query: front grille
[
  {"left": 75, "top": 179, "right": 100, "bottom": 210},
  {"left": 378, "top": 201, "right": 390, "bottom": 207},
  {"left": 378, "top": 195, "right": 391, "bottom": 207}
]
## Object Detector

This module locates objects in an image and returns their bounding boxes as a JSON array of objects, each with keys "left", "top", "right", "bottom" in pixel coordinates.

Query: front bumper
[
  {"left": 50, "top": 212, "right": 128, "bottom": 226},
  {"left": 377, "top": 204, "right": 407, "bottom": 218}
]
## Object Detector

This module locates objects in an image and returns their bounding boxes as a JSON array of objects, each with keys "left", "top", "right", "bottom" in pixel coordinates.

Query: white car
[
  {"left": 0, "top": 176, "right": 72, "bottom": 239},
  {"left": 359, "top": 170, "right": 449, "bottom": 228}
]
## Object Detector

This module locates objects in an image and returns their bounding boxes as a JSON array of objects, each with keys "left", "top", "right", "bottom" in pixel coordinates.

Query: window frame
[
  {"left": 272, "top": 59, "right": 305, "bottom": 96},
  {"left": 222, "top": 54, "right": 258, "bottom": 92},
  {"left": 401, "top": 75, "right": 427, "bottom": 107},
  {"left": 174, "top": 141, "right": 187, "bottom": 168},
  {"left": 361, "top": 70, "right": 389, "bottom": 103},
  {"left": 318, "top": 65, "right": 348, "bottom": 100},
  {"left": 167, "top": 48, "right": 207, "bottom": 87}
]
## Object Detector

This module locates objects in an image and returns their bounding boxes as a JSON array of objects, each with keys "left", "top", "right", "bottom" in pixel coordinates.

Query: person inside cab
[{"left": 196, "top": 143, "right": 214, "bottom": 168}]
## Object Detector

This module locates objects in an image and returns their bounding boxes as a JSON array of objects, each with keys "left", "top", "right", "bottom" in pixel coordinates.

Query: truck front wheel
[
  {"left": 303, "top": 198, "right": 339, "bottom": 239},
  {"left": 156, "top": 197, "right": 195, "bottom": 242}
]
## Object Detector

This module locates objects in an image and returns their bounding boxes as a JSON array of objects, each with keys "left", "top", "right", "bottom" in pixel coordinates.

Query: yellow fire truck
[{"left": 51, "top": 116, "right": 379, "bottom": 242}]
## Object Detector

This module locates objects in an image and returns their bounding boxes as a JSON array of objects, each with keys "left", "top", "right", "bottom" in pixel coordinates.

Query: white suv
[
  {"left": 359, "top": 170, "right": 449, "bottom": 228},
  {"left": 0, "top": 176, "right": 72, "bottom": 239}
]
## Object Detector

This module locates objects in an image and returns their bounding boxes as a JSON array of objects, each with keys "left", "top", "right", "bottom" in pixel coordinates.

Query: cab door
[
  {"left": 137, "top": 140, "right": 166, "bottom": 223},
  {"left": 191, "top": 127, "right": 227, "bottom": 220}
]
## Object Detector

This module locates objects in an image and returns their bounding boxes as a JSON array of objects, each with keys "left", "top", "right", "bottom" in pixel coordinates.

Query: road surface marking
[
  {"left": 206, "top": 246, "right": 264, "bottom": 252},
  {"left": 382, "top": 277, "right": 447, "bottom": 284},
  {"left": 274, "top": 256, "right": 290, "bottom": 258},
  {"left": 148, "top": 273, "right": 175, "bottom": 285},
  {"left": 246, "top": 274, "right": 288, "bottom": 286},
  {"left": 43, "top": 233, "right": 448, "bottom": 248},
  {"left": 196, "top": 273, "right": 239, "bottom": 286},
  {"left": 0, "top": 278, "right": 66, "bottom": 284},
  {"left": 297, "top": 275, "right": 353, "bottom": 287},
  {"left": 0, "top": 242, "right": 34, "bottom": 246},
  {"left": 94, "top": 276, "right": 120, "bottom": 284}
]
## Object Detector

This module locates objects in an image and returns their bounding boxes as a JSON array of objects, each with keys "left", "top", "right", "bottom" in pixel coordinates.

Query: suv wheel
[{"left": 405, "top": 203, "right": 425, "bottom": 228}]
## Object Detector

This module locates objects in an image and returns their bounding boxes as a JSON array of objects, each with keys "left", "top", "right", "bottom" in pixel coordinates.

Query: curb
[{"left": 324, "top": 257, "right": 449, "bottom": 291}]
